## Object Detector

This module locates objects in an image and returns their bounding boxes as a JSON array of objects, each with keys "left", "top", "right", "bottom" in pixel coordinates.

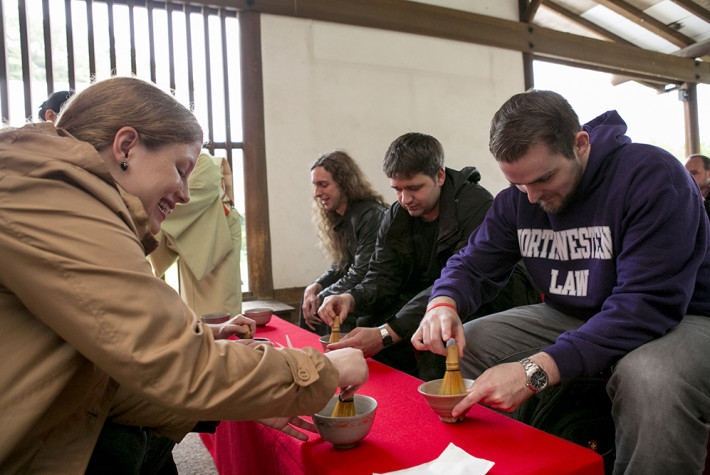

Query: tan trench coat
[{"left": 0, "top": 124, "right": 337, "bottom": 473}]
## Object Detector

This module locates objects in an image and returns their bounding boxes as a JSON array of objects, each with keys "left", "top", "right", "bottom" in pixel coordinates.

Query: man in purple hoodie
[{"left": 412, "top": 90, "right": 710, "bottom": 474}]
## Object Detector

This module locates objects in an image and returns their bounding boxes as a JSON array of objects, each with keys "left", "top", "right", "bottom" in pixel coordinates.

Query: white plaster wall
[{"left": 260, "top": 3, "right": 524, "bottom": 289}]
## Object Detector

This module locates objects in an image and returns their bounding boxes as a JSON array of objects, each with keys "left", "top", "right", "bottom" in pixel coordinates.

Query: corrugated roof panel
[
  {"left": 646, "top": 0, "right": 710, "bottom": 41},
  {"left": 582, "top": 4, "right": 679, "bottom": 53}
]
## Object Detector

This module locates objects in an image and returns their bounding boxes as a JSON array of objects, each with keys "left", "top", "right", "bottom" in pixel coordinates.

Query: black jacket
[
  {"left": 349, "top": 167, "right": 493, "bottom": 338},
  {"left": 315, "top": 199, "right": 387, "bottom": 299}
]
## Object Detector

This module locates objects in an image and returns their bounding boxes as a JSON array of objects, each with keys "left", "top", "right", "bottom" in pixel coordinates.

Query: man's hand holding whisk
[
  {"left": 411, "top": 296, "right": 466, "bottom": 357},
  {"left": 318, "top": 293, "right": 355, "bottom": 327}
]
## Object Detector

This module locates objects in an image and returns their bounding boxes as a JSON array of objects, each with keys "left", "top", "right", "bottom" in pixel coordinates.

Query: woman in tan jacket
[{"left": 0, "top": 77, "right": 367, "bottom": 474}]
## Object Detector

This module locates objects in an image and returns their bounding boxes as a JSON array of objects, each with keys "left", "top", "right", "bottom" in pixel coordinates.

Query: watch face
[
  {"left": 379, "top": 327, "right": 393, "bottom": 348},
  {"left": 530, "top": 370, "right": 548, "bottom": 390}
]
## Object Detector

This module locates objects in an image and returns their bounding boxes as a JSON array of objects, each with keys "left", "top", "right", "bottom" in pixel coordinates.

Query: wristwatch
[
  {"left": 520, "top": 357, "right": 548, "bottom": 392},
  {"left": 379, "top": 325, "right": 394, "bottom": 348}
]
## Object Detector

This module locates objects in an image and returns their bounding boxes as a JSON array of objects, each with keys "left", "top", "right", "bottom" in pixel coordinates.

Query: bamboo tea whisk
[
  {"left": 328, "top": 315, "right": 342, "bottom": 344},
  {"left": 439, "top": 338, "right": 467, "bottom": 395},
  {"left": 327, "top": 316, "right": 355, "bottom": 416},
  {"left": 331, "top": 392, "right": 356, "bottom": 417}
]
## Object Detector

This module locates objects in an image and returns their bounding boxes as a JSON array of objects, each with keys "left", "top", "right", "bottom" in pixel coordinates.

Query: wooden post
[
  {"left": 682, "top": 82, "right": 700, "bottom": 157},
  {"left": 240, "top": 11, "right": 274, "bottom": 298}
]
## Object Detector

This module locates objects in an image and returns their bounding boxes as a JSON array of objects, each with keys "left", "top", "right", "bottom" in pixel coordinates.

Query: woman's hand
[
  {"left": 324, "top": 347, "right": 369, "bottom": 400},
  {"left": 256, "top": 416, "right": 317, "bottom": 441},
  {"left": 207, "top": 314, "right": 256, "bottom": 340}
]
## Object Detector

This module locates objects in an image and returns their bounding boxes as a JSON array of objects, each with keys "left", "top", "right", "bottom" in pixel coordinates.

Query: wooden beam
[
  {"left": 542, "top": 0, "right": 635, "bottom": 46},
  {"left": 522, "top": 0, "right": 543, "bottom": 23},
  {"left": 199, "top": 0, "right": 710, "bottom": 84},
  {"left": 670, "top": 0, "right": 710, "bottom": 24},
  {"left": 519, "top": 0, "right": 535, "bottom": 89},
  {"left": 240, "top": 10, "right": 274, "bottom": 299},
  {"left": 675, "top": 36, "right": 710, "bottom": 59},
  {"left": 595, "top": 0, "right": 695, "bottom": 48},
  {"left": 0, "top": 0, "right": 9, "bottom": 122},
  {"left": 539, "top": 55, "right": 681, "bottom": 86},
  {"left": 611, "top": 37, "right": 710, "bottom": 86},
  {"left": 522, "top": 52, "right": 535, "bottom": 90}
]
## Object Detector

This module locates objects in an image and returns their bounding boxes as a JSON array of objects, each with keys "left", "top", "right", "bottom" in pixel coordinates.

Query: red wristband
[{"left": 425, "top": 302, "right": 457, "bottom": 314}]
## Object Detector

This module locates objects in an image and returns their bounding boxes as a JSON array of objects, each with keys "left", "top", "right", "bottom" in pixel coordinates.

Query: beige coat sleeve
[{"left": 0, "top": 151, "right": 337, "bottom": 422}]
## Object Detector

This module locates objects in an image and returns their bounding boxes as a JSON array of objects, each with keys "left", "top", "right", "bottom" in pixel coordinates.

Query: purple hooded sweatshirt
[{"left": 431, "top": 111, "right": 710, "bottom": 381}]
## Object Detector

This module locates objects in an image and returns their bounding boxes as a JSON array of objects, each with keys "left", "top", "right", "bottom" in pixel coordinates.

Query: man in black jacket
[
  {"left": 299, "top": 151, "right": 389, "bottom": 336},
  {"left": 319, "top": 133, "right": 540, "bottom": 377}
]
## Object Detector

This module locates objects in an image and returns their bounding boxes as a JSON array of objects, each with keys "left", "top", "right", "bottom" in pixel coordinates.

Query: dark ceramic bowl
[{"left": 244, "top": 307, "right": 272, "bottom": 326}]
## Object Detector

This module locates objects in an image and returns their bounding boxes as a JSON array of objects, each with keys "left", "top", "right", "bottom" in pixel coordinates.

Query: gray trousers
[{"left": 460, "top": 303, "right": 710, "bottom": 475}]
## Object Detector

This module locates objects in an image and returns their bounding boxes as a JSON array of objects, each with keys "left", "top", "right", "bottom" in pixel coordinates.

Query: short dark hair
[
  {"left": 382, "top": 132, "right": 444, "bottom": 180},
  {"left": 687, "top": 154, "right": 710, "bottom": 171},
  {"left": 38, "top": 91, "right": 74, "bottom": 121},
  {"left": 489, "top": 90, "right": 581, "bottom": 163}
]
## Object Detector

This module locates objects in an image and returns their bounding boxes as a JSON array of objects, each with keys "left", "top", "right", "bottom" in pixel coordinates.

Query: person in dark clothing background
[
  {"left": 684, "top": 153, "right": 710, "bottom": 219},
  {"left": 38, "top": 90, "right": 74, "bottom": 123}
]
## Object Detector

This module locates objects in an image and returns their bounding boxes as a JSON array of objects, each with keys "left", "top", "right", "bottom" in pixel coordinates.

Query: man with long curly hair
[{"left": 299, "top": 151, "right": 389, "bottom": 336}]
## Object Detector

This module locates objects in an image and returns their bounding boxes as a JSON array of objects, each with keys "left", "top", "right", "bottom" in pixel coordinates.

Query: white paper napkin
[{"left": 373, "top": 442, "right": 495, "bottom": 475}]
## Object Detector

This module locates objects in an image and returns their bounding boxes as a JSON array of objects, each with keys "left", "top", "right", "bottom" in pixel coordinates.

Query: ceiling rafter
[
  {"left": 670, "top": 0, "right": 710, "bottom": 24},
  {"left": 542, "top": 0, "right": 635, "bottom": 45},
  {"left": 595, "top": 0, "right": 696, "bottom": 48},
  {"left": 542, "top": 54, "right": 679, "bottom": 88},
  {"left": 198, "top": 0, "right": 710, "bottom": 84},
  {"left": 612, "top": 36, "right": 710, "bottom": 86},
  {"left": 543, "top": 1, "right": 710, "bottom": 63},
  {"left": 675, "top": 35, "right": 710, "bottom": 58},
  {"left": 522, "top": 0, "right": 543, "bottom": 23}
]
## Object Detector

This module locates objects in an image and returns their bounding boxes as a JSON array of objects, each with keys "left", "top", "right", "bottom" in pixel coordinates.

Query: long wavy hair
[{"left": 311, "top": 151, "right": 388, "bottom": 270}]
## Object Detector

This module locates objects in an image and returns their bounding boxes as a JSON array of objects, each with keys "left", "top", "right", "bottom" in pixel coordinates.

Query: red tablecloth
[{"left": 201, "top": 316, "right": 604, "bottom": 475}]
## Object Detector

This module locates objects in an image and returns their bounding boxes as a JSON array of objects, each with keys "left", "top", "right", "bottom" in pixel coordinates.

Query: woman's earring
[{"left": 120, "top": 153, "right": 128, "bottom": 171}]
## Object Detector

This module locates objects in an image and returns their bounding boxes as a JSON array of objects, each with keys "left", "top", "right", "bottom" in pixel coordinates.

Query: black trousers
[{"left": 85, "top": 420, "right": 177, "bottom": 475}]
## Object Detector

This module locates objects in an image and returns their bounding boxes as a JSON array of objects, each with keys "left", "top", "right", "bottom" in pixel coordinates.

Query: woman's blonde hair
[
  {"left": 311, "top": 151, "right": 388, "bottom": 270},
  {"left": 57, "top": 76, "right": 203, "bottom": 151}
]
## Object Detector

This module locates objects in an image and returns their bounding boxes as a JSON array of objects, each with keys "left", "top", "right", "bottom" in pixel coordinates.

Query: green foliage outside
[{"left": 4, "top": 2, "right": 94, "bottom": 84}]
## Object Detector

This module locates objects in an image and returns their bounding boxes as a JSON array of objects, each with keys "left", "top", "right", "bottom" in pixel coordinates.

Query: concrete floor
[{"left": 173, "top": 432, "right": 219, "bottom": 474}]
